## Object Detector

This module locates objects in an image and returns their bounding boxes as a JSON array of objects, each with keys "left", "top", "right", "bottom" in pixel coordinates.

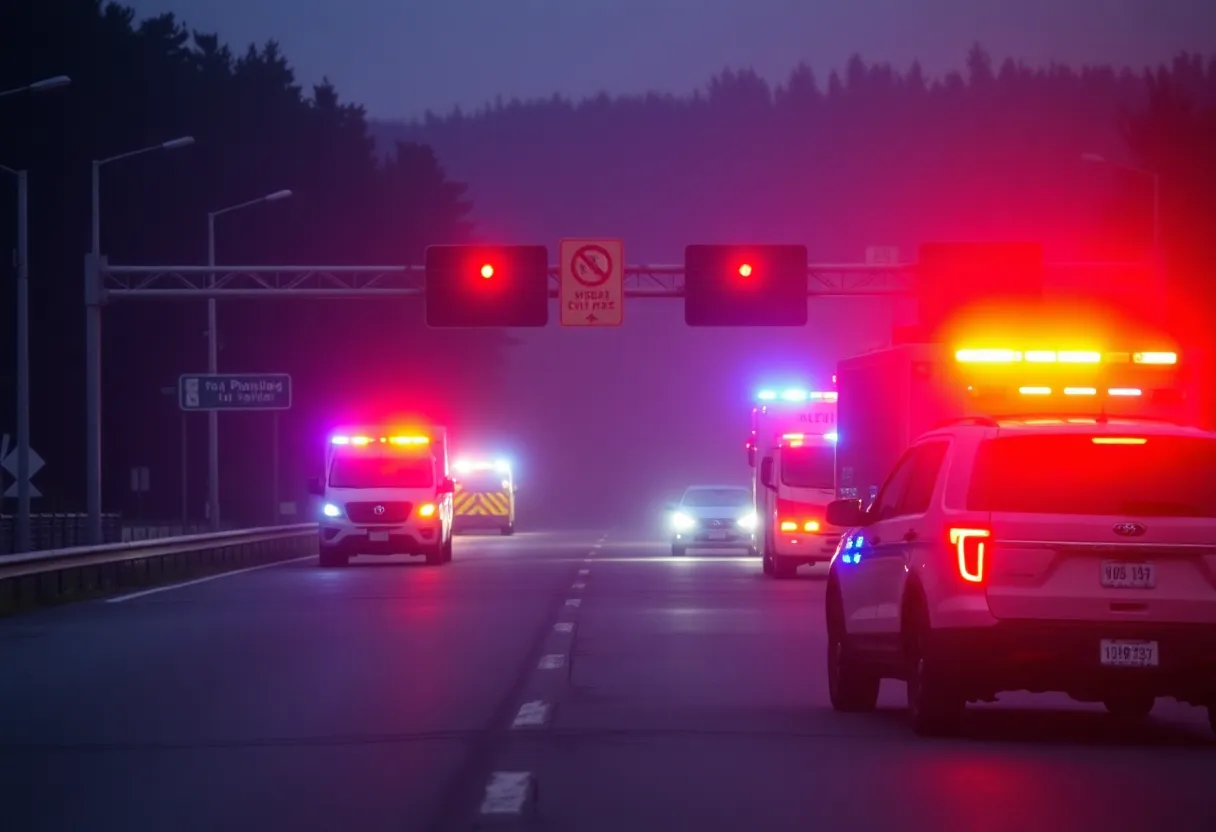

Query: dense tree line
[
  {"left": 382, "top": 47, "right": 1216, "bottom": 316},
  {"left": 0, "top": 1, "right": 501, "bottom": 523}
]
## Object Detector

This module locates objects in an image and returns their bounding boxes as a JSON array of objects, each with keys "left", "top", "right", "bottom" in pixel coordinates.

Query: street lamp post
[
  {"left": 0, "top": 76, "right": 71, "bottom": 99},
  {"left": 86, "top": 136, "right": 195, "bottom": 544},
  {"left": 159, "top": 386, "right": 188, "bottom": 527},
  {"left": 1, "top": 73, "right": 71, "bottom": 553},
  {"left": 205, "top": 189, "right": 293, "bottom": 531}
]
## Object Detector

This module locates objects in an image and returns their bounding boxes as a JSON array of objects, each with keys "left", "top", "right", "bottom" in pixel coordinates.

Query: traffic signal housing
[
  {"left": 425, "top": 244, "right": 550, "bottom": 327},
  {"left": 684, "top": 244, "right": 809, "bottom": 326},
  {"left": 916, "top": 241, "right": 1044, "bottom": 340}
]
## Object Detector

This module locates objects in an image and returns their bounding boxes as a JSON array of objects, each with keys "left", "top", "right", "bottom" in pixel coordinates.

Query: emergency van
[
  {"left": 308, "top": 425, "right": 455, "bottom": 567},
  {"left": 748, "top": 387, "right": 842, "bottom": 578},
  {"left": 452, "top": 458, "right": 516, "bottom": 535}
]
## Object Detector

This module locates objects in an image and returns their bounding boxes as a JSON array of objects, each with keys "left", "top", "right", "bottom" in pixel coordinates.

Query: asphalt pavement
[{"left": 1, "top": 527, "right": 1212, "bottom": 832}]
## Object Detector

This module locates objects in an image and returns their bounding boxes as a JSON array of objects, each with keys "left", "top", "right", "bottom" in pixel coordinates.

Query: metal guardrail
[{"left": 0, "top": 524, "right": 318, "bottom": 614}]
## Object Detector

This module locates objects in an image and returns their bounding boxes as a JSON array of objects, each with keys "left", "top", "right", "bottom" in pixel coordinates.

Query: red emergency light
[
  {"left": 480, "top": 263, "right": 495, "bottom": 279},
  {"left": 738, "top": 263, "right": 753, "bottom": 278}
]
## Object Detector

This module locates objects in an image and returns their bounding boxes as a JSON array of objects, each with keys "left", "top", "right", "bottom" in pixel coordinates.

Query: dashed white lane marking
[
  {"left": 587, "top": 550, "right": 597, "bottom": 556},
  {"left": 106, "top": 555, "right": 315, "bottom": 603},
  {"left": 578, "top": 568, "right": 590, "bottom": 575},
  {"left": 480, "top": 772, "right": 533, "bottom": 815},
  {"left": 571, "top": 582, "right": 586, "bottom": 590},
  {"left": 554, "top": 622, "right": 574, "bottom": 633},
  {"left": 565, "top": 598, "right": 581, "bottom": 607},
  {"left": 511, "top": 701, "right": 551, "bottom": 728},
  {"left": 538, "top": 654, "right": 566, "bottom": 670}
]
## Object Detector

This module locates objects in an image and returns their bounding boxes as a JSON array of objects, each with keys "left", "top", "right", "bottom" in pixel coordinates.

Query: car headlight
[
  {"left": 322, "top": 502, "right": 342, "bottom": 518},
  {"left": 737, "top": 512, "right": 757, "bottom": 530},
  {"left": 672, "top": 512, "right": 694, "bottom": 532}
]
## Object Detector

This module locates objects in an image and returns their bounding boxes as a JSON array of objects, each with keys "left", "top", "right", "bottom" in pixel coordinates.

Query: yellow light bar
[
  {"left": 1107, "top": 388, "right": 1142, "bottom": 397},
  {"left": 1092, "top": 437, "right": 1147, "bottom": 445},
  {"left": 388, "top": 435, "right": 430, "bottom": 445},
  {"left": 1063, "top": 387, "right": 1097, "bottom": 396},
  {"left": 351, "top": 436, "right": 372, "bottom": 446},
  {"left": 1133, "top": 352, "right": 1177, "bottom": 365},
  {"left": 957, "top": 348, "right": 1104, "bottom": 364},
  {"left": 1019, "top": 386, "right": 1052, "bottom": 395},
  {"left": 1058, "top": 351, "right": 1101, "bottom": 364}
]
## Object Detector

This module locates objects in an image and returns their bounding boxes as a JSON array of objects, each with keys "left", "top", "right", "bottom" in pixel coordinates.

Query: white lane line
[
  {"left": 105, "top": 555, "right": 315, "bottom": 603},
  {"left": 578, "top": 568, "right": 590, "bottom": 575},
  {"left": 564, "top": 598, "right": 581, "bottom": 607},
  {"left": 480, "top": 771, "right": 533, "bottom": 815},
  {"left": 571, "top": 582, "right": 586, "bottom": 589},
  {"left": 587, "top": 550, "right": 597, "bottom": 556},
  {"left": 554, "top": 622, "right": 574, "bottom": 633},
  {"left": 538, "top": 654, "right": 566, "bottom": 670},
  {"left": 511, "top": 701, "right": 551, "bottom": 728}
]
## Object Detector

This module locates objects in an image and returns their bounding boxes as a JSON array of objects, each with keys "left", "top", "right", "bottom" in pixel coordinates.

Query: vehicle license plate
[
  {"left": 1100, "top": 560, "right": 1155, "bottom": 589},
  {"left": 707, "top": 530, "right": 727, "bottom": 540},
  {"left": 368, "top": 531, "right": 389, "bottom": 542},
  {"left": 1099, "top": 639, "right": 1158, "bottom": 668}
]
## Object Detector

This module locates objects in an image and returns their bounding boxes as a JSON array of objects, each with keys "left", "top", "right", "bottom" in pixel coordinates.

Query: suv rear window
[{"left": 966, "top": 434, "right": 1216, "bottom": 518}]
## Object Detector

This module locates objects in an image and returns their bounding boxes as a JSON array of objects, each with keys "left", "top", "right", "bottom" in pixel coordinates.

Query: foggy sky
[{"left": 124, "top": 0, "right": 1216, "bottom": 118}]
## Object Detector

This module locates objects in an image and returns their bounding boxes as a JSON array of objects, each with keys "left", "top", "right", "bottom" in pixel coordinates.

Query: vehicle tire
[
  {"left": 425, "top": 543, "right": 446, "bottom": 565},
  {"left": 318, "top": 545, "right": 348, "bottom": 568},
  {"left": 904, "top": 596, "right": 965, "bottom": 736},
  {"left": 671, "top": 544, "right": 686, "bottom": 556},
  {"left": 443, "top": 534, "right": 454, "bottom": 562},
  {"left": 500, "top": 523, "right": 515, "bottom": 536},
  {"left": 826, "top": 583, "right": 880, "bottom": 712},
  {"left": 1103, "top": 696, "right": 1155, "bottom": 721}
]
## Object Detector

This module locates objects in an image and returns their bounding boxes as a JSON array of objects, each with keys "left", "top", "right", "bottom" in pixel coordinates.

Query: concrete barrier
[{"left": 0, "top": 524, "right": 318, "bottom": 615}]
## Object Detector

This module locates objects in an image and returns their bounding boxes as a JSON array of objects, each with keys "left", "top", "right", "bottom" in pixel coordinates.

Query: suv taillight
[{"left": 949, "top": 527, "right": 990, "bottom": 583}]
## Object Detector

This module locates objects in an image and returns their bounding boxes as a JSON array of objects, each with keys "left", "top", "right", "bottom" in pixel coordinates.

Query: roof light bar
[
  {"left": 756, "top": 389, "right": 837, "bottom": 402},
  {"left": 1018, "top": 386, "right": 1052, "bottom": 395},
  {"left": 958, "top": 348, "right": 1177, "bottom": 365},
  {"left": 1092, "top": 437, "right": 1147, "bottom": 445},
  {"left": 1107, "top": 388, "right": 1142, "bottom": 397},
  {"left": 1063, "top": 387, "right": 1097, "bottom": 396},
  {"left": 1134, "top": 352, "right": 1177, "bottom": 365},
  {"left": 331, "top": 434, "right": 428, "bottom": 446}
]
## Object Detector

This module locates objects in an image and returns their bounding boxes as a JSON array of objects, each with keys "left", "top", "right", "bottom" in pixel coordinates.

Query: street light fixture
[
  {"left": 85, "top": 135, "right": 195, "bottom": 544},
  {"left": 1, "top": 73, "right": 70, "bottom": 553},
  {"left": 204, "top": 189, "right": 294, "bottom": 530},
  {"left": 0, "top": 75, "right": 72, "bottom": 99}
]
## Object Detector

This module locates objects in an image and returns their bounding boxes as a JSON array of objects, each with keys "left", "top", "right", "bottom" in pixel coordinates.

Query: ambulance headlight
[
  {"left": 672, "top": 512, "right": 695, "bottom": 532},
  {"left": 737, "top": 512, "right": 757, "bottom": 530},
  {"left": 322, "top": 502, "right": 342, "bottom": 518}
]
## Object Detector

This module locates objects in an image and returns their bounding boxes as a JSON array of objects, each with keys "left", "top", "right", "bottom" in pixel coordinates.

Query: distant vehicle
[
  {"left": 826, "top": 341, "right": 1216, "bottom": 738},
  {"left": 748, "top": 387, "right": 841, "bottom": 578},
  {"left": 308, "top": 426, "right": 455, "bottom": 567},
  {"left": 452, "top": 458, "right": 516, "bottom": 535},
  {"left": 668, "top": 485, "right": 757, "bottom": 557}
]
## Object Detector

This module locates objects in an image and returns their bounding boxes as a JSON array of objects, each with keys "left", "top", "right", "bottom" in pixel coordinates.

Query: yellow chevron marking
[{"left": 454, "top": 491, "right": 510, "bottom": 516}]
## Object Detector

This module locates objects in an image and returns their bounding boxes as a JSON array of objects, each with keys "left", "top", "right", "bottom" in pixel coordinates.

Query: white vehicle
[
  {"left": 668, "top": 485, "right": 757, "bottom": 556},
  {"left": 825, "top": 342, "right": 1216, "bottom": 737},
  {"left": 748, "top": 387, "right": 842, "bottom": 578},
  {"left": 308, "top": 427, "right": 455, "bottom": 567}
]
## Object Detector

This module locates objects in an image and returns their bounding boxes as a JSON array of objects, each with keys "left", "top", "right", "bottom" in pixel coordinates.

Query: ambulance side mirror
[
  {"left": 307, "top": 477, "right": 324, "bottom": 497},
  {"left": 760, "top": 457, "right": 776, "bottom": 490},
  {"left": 438, "top": 477, "right": 455, "bottom": 495}
]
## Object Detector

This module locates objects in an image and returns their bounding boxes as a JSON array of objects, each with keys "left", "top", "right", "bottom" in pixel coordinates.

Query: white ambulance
[
  {"left": 749, "top": 387, "right": 842, "bottom": 578},
  {"left": 308, "top": 426, "right": 455, "bottom": 567}
]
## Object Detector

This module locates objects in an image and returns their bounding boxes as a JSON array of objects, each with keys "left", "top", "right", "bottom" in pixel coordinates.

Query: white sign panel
[{"left": 560, "top": 238, "right": 624, "bottom": 327}]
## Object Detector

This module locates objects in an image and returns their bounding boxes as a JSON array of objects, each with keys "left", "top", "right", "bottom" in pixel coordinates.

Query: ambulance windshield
[
  {"left": 458, "top": 469, "right": 507, "bottom": 490},
  {"left": 781, "top": 445, "right": 835, "bottom": 489},
  {"left": 329, "top": 453, "right": 435, "bottom": 489}
]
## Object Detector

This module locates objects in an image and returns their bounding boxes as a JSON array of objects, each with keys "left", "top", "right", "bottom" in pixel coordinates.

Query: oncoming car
[
  {"left": 824, "top": 416, "right": 1216, "bottom": 737},
  {"left": 668, "top": 485, "right": 758, "bottom": 556}
]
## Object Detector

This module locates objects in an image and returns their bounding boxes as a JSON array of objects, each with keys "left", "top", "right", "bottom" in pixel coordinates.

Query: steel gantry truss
[
  {"left": 99, "top": 262, "right": 918, "bottom": 299},
  {"left": 83, "top": 257, "right": 1146, "bottom": 544}
]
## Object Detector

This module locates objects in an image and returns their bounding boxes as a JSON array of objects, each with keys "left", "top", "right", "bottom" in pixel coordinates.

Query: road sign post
[
  {"left": 178, "top": 373, "right": 292, "bottom": 411},
  {"left": 560, "top": 239, "right": 624, "bottom": 326}
]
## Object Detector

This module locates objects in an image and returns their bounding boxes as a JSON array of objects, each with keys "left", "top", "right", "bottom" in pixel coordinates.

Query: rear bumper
[
  {"left": 773, "top": 531, "right": 840, "bottom": 563},
  {"left": 933, "top": 620, "right": 1216, "bottom": 703}
]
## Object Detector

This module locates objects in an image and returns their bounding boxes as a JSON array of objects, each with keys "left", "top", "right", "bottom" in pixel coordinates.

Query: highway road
[{"left": 1, "top": 528, "right": 1213, "bottom": 831}]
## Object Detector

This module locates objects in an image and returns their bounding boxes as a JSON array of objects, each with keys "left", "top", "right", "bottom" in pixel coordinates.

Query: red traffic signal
[
  {"left": 425, "top": 244, "right": 549, "bottom": 327},
  {"left": 684, "top": 244, "right": 808, "bottom": 327}
]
